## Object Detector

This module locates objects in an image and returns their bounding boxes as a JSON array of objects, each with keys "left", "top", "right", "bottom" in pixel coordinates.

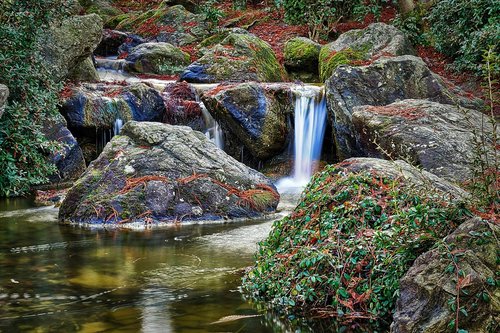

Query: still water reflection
[{"left": 0, "top": 198, "right": 305, "bottom": 332}]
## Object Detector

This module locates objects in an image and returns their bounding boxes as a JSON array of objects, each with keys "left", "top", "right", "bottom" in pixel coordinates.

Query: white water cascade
[
  {"left": 113, "top": 118, "right": 124, "bottom": 135},
  {"left": 277, "top": 85, "right": 327, "bottom": 192},
  {"left": 198, "top": 96, "right": 224, "bottom": 150}
]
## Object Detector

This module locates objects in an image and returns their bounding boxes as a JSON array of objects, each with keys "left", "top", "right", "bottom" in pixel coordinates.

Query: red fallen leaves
[
  {"left": 136, "top": 73, "right": 180, "bottom": 80},
  {"left": 363, "top": 105, "right": 424, "bottom": 120}
]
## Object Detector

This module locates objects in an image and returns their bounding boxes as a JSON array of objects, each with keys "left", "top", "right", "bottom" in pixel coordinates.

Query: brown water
[{"left": 0, "top": 198, "right": 327, "bottom": 332}]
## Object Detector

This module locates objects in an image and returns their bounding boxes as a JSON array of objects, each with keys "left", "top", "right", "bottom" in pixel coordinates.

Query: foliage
[
  {"left": 243, "top": 165, "right": 470, "bottom": 330},
  {"left": 467, "top": 47, "right": 499, "bottom": 211},
  {"left": 427, "top": 0, "right": 500, "bottom": 73},
  {"left": 200, "top": 0, "right": 225, "bottom": 31},
  {"left": 392, "top": 4, "right": 429, "bottom": 46},
  {"left": 278, "top": 0, "right": 392, "bottom": 41},
  {"left": 0, "top": 0, "right": 71, "bottom": 196}
]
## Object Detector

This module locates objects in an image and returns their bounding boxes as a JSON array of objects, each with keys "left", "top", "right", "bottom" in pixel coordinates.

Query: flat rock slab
[
  {"left": 59, "top": 121, "right": 279, "bottom": 226},
  {"left": 352, "top": 99, "right": 498, "bottom": 183}
]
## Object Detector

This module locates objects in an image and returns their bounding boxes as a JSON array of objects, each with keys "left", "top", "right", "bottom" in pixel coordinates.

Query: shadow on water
[{"left": 0, "top": 198, "right": 350, "bottom": 332}]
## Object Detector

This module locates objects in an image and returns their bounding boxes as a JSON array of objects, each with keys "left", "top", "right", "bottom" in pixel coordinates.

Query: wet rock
[
  {"left": 351, "top": 99, "right": 498, "bottom": 183},
  {"left": 391, "top": 218, "right": 499, "bottom": 333},
  {"left": 42, "top": 114, "right": 86, "bottom": 182},
  {"left": 0, "top": 84, "right": 8, "bottom": 119},
  {"left": 94, "top": 29, "right": 145, "bottom": 57},
  {"left": 201, "top": 82, "right": 292, "bottom": 160},
  {"left": 59, "top": 121, "right": 279, "bottom": 226},
  {"left": 180, "top": 33, "right": 287, "bottom": 83},
  {"left": 67, "top": 57, "right": 99, "bottom": 82},
  {"left": 60, "top": 82, "right": 166, "bottom": 129},
  {"left": 319, "top": 22, "right": 415, "bottom": 81},
  {"left": 284, "top": 37, "right": 321, "bottom": 81},
  {"left": 39, "top": 14, "right": 103, "bottom": 81},
  {"left": 124, "top": 42, "right": 190, "bottom": 75},
  {"left": 325, "top": 55, "right": 485, "bottom": 160}
]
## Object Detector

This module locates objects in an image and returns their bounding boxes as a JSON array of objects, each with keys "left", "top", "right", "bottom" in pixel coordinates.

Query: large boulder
[
  {"left": 319, "top": 23, "right": 415, "bottom": 81},
  {"left": 201, "top": 82, "right": 292, "bottom": 161},
  {"left": 43, "top": 114, "right": 86, "bottom": 182},
  {"left": 180, "top": 33, "right": 287, "bottom": 83},
  {"left": 0, "top": 84, "right": 8, "bottom": 119},
  {"left": 351, "top": 99, "right": 498, "bottom": 183},
  {"left": 326, "top": 55, "right": 484, "bottom": 160},
  {"left": 284, "top": 37, "right": 321, "bottom": 82},
  {"left": 124, "top": 42, "right": 190, "bottom": 75},
  {"left": 39, "top": 14, "right": 103, "bottom": 81},
  {"left": 60, "top": 82, "right": 166, "bottom": 129},
  {"left": 116, "top": 4, "right": 208, "bottom": 44},
  {"left": 243, "top": 157, "right": 469, "bottom": 330},
  {"left": 59, "top": 121, "right": 279, "bottom": 226},
  {"left": 392, "top": 218, "right": 499, "bottom": 333},
  {"left": 79, "top": 0, "right": 123, "bottom": 23}
]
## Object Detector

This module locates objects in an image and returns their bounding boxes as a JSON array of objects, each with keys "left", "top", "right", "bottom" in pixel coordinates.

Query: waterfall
[
  {"left": 196, "top": 93, "right": 224, "bottom": 150},
  {"left": 277, "top": 85, "right": 327, "bottom": 192},
  {"left": 113, "top": 118, "right": 124, "bottom": 135}
]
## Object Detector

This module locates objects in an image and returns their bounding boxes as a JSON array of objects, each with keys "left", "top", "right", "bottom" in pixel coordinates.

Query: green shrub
[
  {"left": 243, "top": 165, "right": 470, "bottom": 330},
  {"left": 0, "top": 0, "right": 71, "bottom": 196},
  {"left": 427, "top": 0, "right": 500, "bottom": 73}
]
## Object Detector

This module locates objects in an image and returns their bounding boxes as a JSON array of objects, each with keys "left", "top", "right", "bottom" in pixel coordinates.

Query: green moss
[
  {"left": 284, "top": 37, "right": 320, "bottom": 70},
  {"left": 319, "top": 47, "right": 365, "bottom": 82}
]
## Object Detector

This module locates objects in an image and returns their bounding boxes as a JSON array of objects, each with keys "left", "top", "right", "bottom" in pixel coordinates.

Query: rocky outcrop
[
  {"left": 284, "top": 37, "right": 321, "bottom": 82},
  {"left": 60, "top": 82, "right": 166, "bottom": 129},
  {"left": 319, "top": 23, "right": 415, "bottom": 81},
  {"left": 0, "top": 84, "right": 8, "bottom": 119},
  {"left": 43, "top": 114, "right": 86, "bottom": 182},
  {"left": 39, "top": 14, "right": 103, "bottom": 81},
  {"left": 326, "top": 55, "right": 484, "bottom": 160},
  {"left": 180, "top": 33, "right": 287, "bottom": 83},
  {"left": 124, "top": 42, "right": 190, "bottom": 75},
  {"left": 392, "top": 218, "right": 499, "bottom": 333},
  {"left": 59, "top": 121, "right": 279, "bottom": 226},
  {"left": 351, "top": 99, "right": 498, "bottom": 182},
  {"left": 201, "top": 82, "right": 292, "bottom": 161}
]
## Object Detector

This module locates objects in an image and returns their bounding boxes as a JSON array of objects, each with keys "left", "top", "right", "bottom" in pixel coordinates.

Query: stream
[{"left": 0, "top": 198, "right": 323, "bottom": 332}]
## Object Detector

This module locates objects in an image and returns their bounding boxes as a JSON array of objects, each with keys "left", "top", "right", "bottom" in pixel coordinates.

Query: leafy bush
[
  {"left": 243, "top": 165, "right": 470, "bottom": 330},
  {"left": 427, "top": 0, "right": 500, "bottom": 73},
  {"left": 0, "top": 0, "right": 71, "bottom": 196}
]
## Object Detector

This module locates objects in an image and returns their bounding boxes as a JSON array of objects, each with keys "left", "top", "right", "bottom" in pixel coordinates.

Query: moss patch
[{"left": 319, "top": 47, "right": 365, "bottom": 82}]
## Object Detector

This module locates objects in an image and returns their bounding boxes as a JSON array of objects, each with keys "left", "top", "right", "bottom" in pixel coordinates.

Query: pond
[{"left": 0, "top": 198, "right": 325, "bottom": 332}]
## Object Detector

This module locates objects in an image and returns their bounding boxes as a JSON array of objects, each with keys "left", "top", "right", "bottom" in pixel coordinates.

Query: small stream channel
[{"left": 0, "top": 198, "right": 327, "bottom": 332}]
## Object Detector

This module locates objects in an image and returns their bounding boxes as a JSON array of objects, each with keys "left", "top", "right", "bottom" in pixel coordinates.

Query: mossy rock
[
  {"left": 283, "top": 37, "right": 320, "bottom": 72},
  {"left": 124, "top": 42, "right": 190, "bottom": 75},
  {"left": 318, "top": 22, "right": 415, "bottom": 81},
  {"left": 181, "top": 33, "right": 287, "bottom": 83},
  {"left": 79, "top": 0, "right": 123, "bottom": 21}
]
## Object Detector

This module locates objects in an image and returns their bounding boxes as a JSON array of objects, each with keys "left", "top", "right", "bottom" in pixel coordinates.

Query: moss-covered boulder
[
  {"left": 67, "top": 57, "right": 99, "bottom": 82},
  {"left": 326, "top": 55, "right": 485, "bottom": 160},
  {"left": 284, "top": 37, "right": 321, "bottom": 82},
  {"left": 79, "top": 0, "right": 123, "bottom": 23},
  {"left": 116, "top": 4, "right": 208, "bottom": 44},
  {"left": 201, "top": 82, "right": 292, "bottom": 161},
  {"left": 59, "top": 121, "right": 279, "bottom": 227},
  {"left": 124, "top": 42, "right": 190, "bottom": 75},
  {"left": 39, "top": 14, "right": 103, "bottom": 81},
  {"left": 319, "top": 23, "right": 415, "bottom": 81},
  {"left": 243, "top": 157, "right": 470, "bottom": 330},
  {"left": 181, "top": 33, "right": 287, "bottom": 83},
  {"left": 60, "top": 82, "right": 166, "bottom": 130},
  {"left": 392, "top": 218, "right": 499, "bottom": 333},
  {"left": 351, "top": 99, "right": 498, "bottom": 183}
]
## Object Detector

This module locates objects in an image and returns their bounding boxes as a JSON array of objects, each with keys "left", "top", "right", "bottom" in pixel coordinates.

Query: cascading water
[
  {"left": 196, "top": 95, "right": 224, "bottom": 150},
  {"left": 113, "top": 118, "right": 124, "bottom": 135},
  {"left": 277, "top": 85, "right": 327, "bottom": 192}
]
